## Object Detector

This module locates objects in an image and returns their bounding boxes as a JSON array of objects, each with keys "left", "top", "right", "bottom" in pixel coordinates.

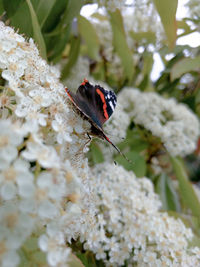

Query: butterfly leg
[
  {"left": 83, "top": 133, "right": 92, "bottom": 148},
  {"left": 87, "top": 132, "right": 91, "bottom": 141},
  {"left": 74, "top": 133, "right": 92, "bottom": 157}
]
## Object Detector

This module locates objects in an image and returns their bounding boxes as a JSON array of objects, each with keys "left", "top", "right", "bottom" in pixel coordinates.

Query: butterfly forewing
[
  {"left": 73, "top": 81, "right": 117, "bottom": 128},
  {"left": 94, "top": 85, "right": 117, "bottom": 124}
]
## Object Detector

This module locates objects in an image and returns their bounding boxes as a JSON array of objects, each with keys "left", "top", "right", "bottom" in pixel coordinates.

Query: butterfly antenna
[{"left": 104, "top": 135, "right": 132, "bottom": 163}]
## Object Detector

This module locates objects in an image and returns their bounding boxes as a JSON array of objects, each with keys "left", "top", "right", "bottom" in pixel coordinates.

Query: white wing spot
[{"left": 109, "top": 100, "right": 115, "bottom": 111}]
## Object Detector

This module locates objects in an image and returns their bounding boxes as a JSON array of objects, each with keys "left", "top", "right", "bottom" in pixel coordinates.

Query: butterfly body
[{"left": 66, "top": 79, "right": 130, "bottom": 161}]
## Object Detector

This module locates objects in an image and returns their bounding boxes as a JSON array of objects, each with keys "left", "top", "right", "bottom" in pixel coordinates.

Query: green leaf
[
  {"left": 170, "top": 56, "right": 200, "bottom": 81},
  {"left": 44, "top": 0, "right": 82, "bottom": 61},
  {"left": 62, "top": 0, "right": 83, "bottom": 28},
  {"left": 91, "top": 13, "right": 108, "bottom": 21},
  {"left": 0, "top": 0, "right": 3, "bottom": 15},
  {"left": 46, "top": 24, "right": 71, "bottom": 62},
  {"left": 68, "top": 253, "right": 85, "bottom": 267},
  {"left": 34, "top": 0, "right": 57, "bottom": 28},
  {"left": 171, "top": 157, "right": 200, "bottom": 220},
  {"left": 130, "top": 31, "right": 156, "bottom": 44},
  {"left": 188, "top": 235, "right": 200, "bottom": 248},
  {"left": 109, "top": 9, "right": 134, "bottom": 81},
  {"left": 142, "top": 52, "right": 154, "bottom": 76},
  {"left": 177, "top": 20, "right": 193, "bottom": 37},
  {"left": 90, "top": 142, "right": 104, "bottom": 164},
  {"left": 26, "top": 0, "right": 47, "bottom": 59},
  {"left": 155, "top": 173, "right": 181, "bottom": 211},
  {"left": 115, "top": 151, "right": 146, "bottom": 177},
  {"left": 42, "top": 0, "right": 68, "bottom": 33},
  {"left": 92, "top": 61, "right": 105, "bottom": 81},
  {"left": 153, "top": 0, "right": 178, "bottom": 49},
  {"left": 9, "top": 1, "right": 33, "bottom": 37},
  {"left": 61, "top": 36, "right": 80, "bottom": 80},
  {"left": 3, "top": 0, "right": 24, "bottom": 17},
  {"left": 77, "top": 15, "right": 100, "bottom": 60},
  {"left": 45, "top": 0, "right": 82, "bottom": 36},
  {"left": 77, "top": 252, "right": 103, "bottom": 267},
  {"left": 119, "top": 128, "right": 149, "bottom": 153}
]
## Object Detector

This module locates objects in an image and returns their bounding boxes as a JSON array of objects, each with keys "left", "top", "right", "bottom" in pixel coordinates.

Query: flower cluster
[
  {"left": 108, "top": 88, "right": 199, "bottom": 156},
  {"left": 83, "top": 163, "right": 200, "bottom": 266},
  {"left": 0, "top": 22, "right": 94, "bottom": 266}
]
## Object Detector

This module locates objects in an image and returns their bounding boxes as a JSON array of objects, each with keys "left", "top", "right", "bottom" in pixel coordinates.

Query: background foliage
[{"left": 0, "top": 0, "right": 200, "bottom": 265}]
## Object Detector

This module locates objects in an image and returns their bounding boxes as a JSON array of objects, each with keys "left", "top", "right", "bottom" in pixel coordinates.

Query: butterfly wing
[
  {"left": 66, "top": 80, "right": 130, "bottom": 163},
  {"left": 71, "top": 80, "right": 117, "bottom": 128}
]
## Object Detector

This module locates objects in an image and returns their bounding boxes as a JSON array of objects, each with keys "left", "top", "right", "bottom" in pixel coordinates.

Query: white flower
[
  {"left": 37, "top": 171, "right": 67, "bottom": 200},
  {"left": 22, "top": 136, "right": 60, "bottom": 169},
  {"left": 51, "top": 114, "right": 72, "bottom": 144},
  {"left": 117, "top": 88, "right": 200, "bottom": 156},
  {"left": 0, "top": 120, "right": 24, "bottom": 170},
  {"left": 0, "top": 202, "right": 34, "bottom": 251},
  {"left": 38, "top": 232, "right": 71, "bottom": 267},
  {"left": 0, "top": 158, "right": 35, "bottom": 200},
  {"left": 82, "top": 163, "right": 199, "bottom": 266},
  {"left": 1, "top": 250, "right": 20, "bottom": 267}
]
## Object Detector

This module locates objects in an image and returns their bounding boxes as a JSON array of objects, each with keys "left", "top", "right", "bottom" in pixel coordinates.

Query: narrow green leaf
[
  {"left": 45, "top": 0, "right": 82, "bottom": 37},
  {"left": 67, "top": 253, "right": 85, "bottom": 267},
  {"left": 130, "top": 31, "right": 156, "bottom": 44},
  {"left": 177, "top": 20, "right": 193, "bottom": 37},
  {"left": 142, "top": 51, "right": 154, "bottom": 76},
  {"left": 3, "top": 0, "right": 24, "bottom": 17},
  {"left": 26, "top": 0, "right": 47, "bottom": 59},
  {"left": 46, "top": 24, "right": 71, "bottom": 62},
  {"left": 92, "top": 61, "right": 105, "bottom": 81},
  {"left": 62, "top": 0, "right": 83, "bottom": 28},
  {"left": 153, "top": 0, "right": 178, "bottom": 49},
  {"left": 77, "top": 252, "right": 98, "bottom": 267},
  {"left": 170, "top": 56, "right": 200, "bottom": 81},
  {"left": 155, "top": 173, "right": 181, "bottom": 211},
  {"left": 42, "top": 0, "right": 68, "bottom": 33},
  {"left": 109, "top": 9, "right": 134, "bottom": 81},
  {"left": 171, "top": 157, "right": 200, "bottom": 220},
  {"left": 34, "top": 0, "right": 57, "bottom": 28},
  {"left": 0, "top": 0, "right": 4, "bottom": 15},
  {"left": 9, "top": 1, "right": 33, "bottom": 37},
  {"left": 77, "top": 15, "right": 100, "bottom": 60},
  {"left": 61, "top": 36, "right": 81, "bottom": 80},
  {"left": 91, "top": 13, "right": 108, "bottom": 21}
]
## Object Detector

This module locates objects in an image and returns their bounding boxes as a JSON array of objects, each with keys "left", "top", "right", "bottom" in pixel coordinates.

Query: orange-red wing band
[
  {"left": 65, "top": 88, "right": 74, "bottom": 102},
  {"left": 81, "top": 78, "right": 89, "bottom": 86},
  {"left": 96, "top": 88, "right": 109, "bottom": 120}
]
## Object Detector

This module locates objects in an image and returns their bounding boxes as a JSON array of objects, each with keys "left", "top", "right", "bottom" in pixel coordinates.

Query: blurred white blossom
[
  {"left": 95, "top": 0, "right": 126, "bottom": 11},
  {"left": 0, "top": 22, "right": 94, "bottom": 266},
  {"left": 84, "top": 163, "right": 200, "bottom": 266},
  {"left": 112, "top": 88, "right": 200, "bottom": 156}
]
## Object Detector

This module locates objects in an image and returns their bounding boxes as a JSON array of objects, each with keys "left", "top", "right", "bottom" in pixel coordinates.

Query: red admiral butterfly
[{"left": 65, "top": 79, "right": 130, "bottom": 162}]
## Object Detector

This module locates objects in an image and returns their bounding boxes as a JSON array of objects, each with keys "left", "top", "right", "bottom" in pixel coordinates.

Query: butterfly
[{"left": 65, "top": 79, "right": 130, "bottom": 162}]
